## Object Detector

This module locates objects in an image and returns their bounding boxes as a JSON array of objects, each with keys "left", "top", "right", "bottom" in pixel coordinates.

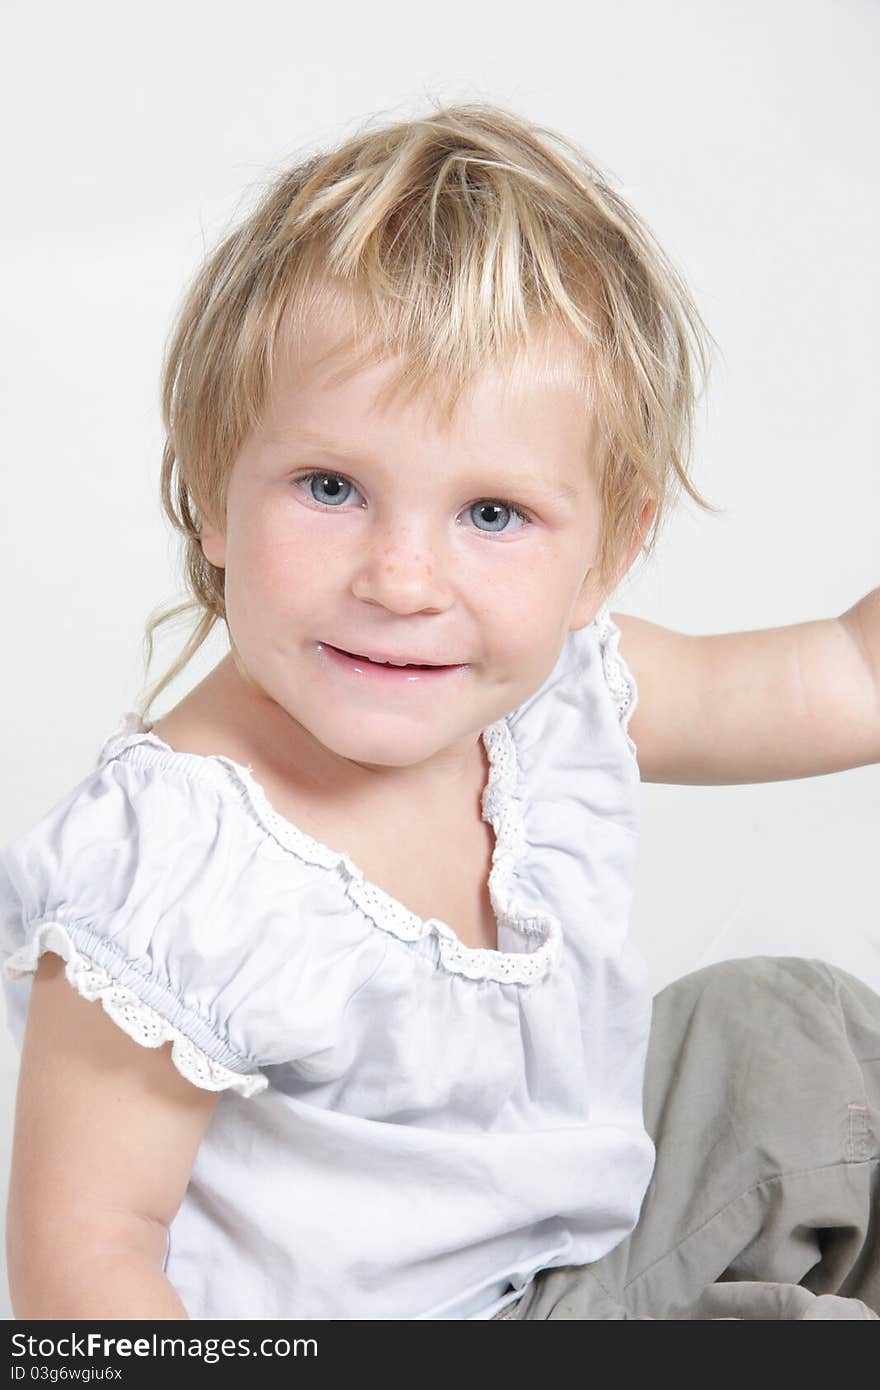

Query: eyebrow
[
  {"left": 278, "top": 428, "right": 583, "bottom": 504},
  {"left": 292, "top": 429, "right": 382, "bottom": 465}
]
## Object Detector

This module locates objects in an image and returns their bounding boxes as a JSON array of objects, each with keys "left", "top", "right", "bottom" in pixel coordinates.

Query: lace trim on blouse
[
  {"left": 94, "top": 604, "right": 636, "bottom": 987},
  {"left": 98, "top": 718, "right": 558, "bottom": 986},
  {"left": 4, "top": 920, "right": 268, "bottom": 1097},
  {"left": 593, "top": 603, "right": 639, "bottom": 762}
]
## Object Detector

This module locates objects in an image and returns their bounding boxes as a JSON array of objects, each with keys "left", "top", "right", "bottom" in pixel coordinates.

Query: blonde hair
[{"left": 138, "top": 99, "right": 719, "bottom": 717}]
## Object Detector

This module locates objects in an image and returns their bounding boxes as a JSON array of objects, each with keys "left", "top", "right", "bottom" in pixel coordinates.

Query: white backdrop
[{"left": 1, "top": 0, "right": 878, "bottom": 1321}]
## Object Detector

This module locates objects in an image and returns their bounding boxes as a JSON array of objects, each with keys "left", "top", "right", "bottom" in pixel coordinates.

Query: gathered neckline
[{"left": 96, "top": 711, "right": 562, "bottom": 987}]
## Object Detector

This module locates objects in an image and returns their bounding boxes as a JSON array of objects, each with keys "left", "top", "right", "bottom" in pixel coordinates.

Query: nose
[{"left": 350, "top": 524, "right": 453, "bottom": 614}]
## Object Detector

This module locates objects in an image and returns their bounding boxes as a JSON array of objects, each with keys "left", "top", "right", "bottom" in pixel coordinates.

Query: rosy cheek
[
  {"left": 258, "top": 552, "right": 314, "bottom": 603},
  {"left": 238, "top": 508, "right": 303, "bottom": 572}
]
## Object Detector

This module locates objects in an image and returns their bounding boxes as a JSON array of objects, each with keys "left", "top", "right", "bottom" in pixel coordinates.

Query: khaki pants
[{"left": 495, "top": 957, "right": 880, "bottom": 1319}]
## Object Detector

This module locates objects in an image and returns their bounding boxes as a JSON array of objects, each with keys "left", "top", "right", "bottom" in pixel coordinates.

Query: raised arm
[{"left": 611, "top": 587, "right": 880, "bottom": 785}]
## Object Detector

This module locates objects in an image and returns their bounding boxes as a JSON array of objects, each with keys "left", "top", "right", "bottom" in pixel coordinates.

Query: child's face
[{"left": 202, "top": 314, "right": 625, "bottom": 780}]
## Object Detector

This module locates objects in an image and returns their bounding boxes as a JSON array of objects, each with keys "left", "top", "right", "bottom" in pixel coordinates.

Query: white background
[{"left": 1, "top": 0, "right": 877, "bottom": 1320}]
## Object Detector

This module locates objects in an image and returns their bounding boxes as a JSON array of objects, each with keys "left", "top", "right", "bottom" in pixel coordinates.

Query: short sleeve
[{"left": 0, "top": 758, "right": 289, "bottom": 1098}]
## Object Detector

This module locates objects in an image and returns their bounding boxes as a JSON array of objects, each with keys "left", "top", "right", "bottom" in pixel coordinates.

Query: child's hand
[{"left": 612, "top": 586, "right": 880, "bottom": 786}]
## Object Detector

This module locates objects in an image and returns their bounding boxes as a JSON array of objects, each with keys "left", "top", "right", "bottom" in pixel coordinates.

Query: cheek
[
  {"left": 232, "top": 508, "right": 332, "bottom": 608},
  {"left": 472, "top": 550, "right": 569, "bottom": 618},
  {"left": 471, "top": 568, "right": 566, "bottom": 668}
]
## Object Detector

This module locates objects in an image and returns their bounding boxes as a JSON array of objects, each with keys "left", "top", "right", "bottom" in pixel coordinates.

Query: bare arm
[
  {"left": 6, "top": 951, "right": 223, "bottom": 1319},
  {"left": 10, "top": 1233, "right": 190, "bottom": 1321},
  {"left": 611, "top": 587, "right": 880, "bottom": 785}
]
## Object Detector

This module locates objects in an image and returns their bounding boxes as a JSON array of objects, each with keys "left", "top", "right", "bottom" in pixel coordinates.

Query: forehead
[{"left": 266, "top": 306, "right": 597, "bottom": 453}]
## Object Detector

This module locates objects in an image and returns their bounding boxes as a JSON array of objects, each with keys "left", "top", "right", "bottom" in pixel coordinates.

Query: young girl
[{"left": 2, "top": 102, "right": 879, "bottom": 1322}]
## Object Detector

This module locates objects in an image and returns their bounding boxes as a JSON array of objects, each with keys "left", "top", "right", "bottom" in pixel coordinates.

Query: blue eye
[
  {"left": 295, "top": 472, "right": 529, "bottom": 534},
  {"left": 466, "top": 500, "right": 527, "bottom": 534},
  {"left": 304, "top": 473, "right": 359, "bottom": 507}
]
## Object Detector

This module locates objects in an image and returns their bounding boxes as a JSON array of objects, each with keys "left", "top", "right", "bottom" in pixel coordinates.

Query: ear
[
  {"left": 200, "top": 515, "right": 227, "bottom": 570},
  {"left": 569, "top": 495, "right": 657, "bottom": 632}
]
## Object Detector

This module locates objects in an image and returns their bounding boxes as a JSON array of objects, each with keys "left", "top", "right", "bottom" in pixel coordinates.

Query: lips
[
  {"left": 318, "top": 642, "right": 470, "bottom": 684},
  {"left": 328, "top": 645, "right": 446, "bottom": 669}
]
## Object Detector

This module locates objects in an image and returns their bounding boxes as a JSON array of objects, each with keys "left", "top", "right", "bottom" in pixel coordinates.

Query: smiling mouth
[{"left": 329, "top": 645, "right": 447, "bottom": 670}]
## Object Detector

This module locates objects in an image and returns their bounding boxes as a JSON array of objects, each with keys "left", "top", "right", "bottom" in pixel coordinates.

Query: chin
[
  {"left": 313, "top": 723, "right": 450, "bottom": 770},
  {"left": 334, "top": 740, "right": 433, "bottom": 770}
]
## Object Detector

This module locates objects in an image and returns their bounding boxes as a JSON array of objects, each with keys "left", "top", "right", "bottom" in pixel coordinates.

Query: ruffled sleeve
[
  {"left": 0, "top": 753, "right": 382, "bottom": 1098},
  {"left": 592, "top": 604, "right": 639, "bottom": 762}
]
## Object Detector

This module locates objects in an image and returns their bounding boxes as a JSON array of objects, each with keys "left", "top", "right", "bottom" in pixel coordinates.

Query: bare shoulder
[
  {"left": 608, "top": 610, "right": 700, "bottom": 784},
  {"left": 150, "top": 708, "right": 225, "bottom": 759},
  {"left": 609, "top": 610, "right": 695, "bottom": 674},
  {"left": 149, "top": 657, "right": 253, "bottom": 762}
]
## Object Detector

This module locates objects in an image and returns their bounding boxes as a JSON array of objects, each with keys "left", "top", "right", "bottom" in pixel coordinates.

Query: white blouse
[{"left": 0, "top": 604, "right": 656, "bottom": 1320}]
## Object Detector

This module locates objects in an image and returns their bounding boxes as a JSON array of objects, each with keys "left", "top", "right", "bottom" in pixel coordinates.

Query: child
[{"left": 2, "top": 101, "right": 879, "bottom": 1322}]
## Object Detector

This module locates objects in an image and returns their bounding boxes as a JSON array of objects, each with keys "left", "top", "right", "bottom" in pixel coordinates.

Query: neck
[{"left": 212, "top": 652, "right": 488, "bottom": 811}]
